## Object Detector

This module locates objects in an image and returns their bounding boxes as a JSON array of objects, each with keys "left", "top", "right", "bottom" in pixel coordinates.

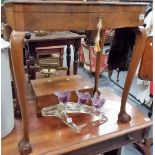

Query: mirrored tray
[{"left": 41, "top": 102, "right": 108, "bottom": 133}]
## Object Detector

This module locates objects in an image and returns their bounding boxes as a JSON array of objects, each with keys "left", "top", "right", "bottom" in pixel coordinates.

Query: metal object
[{"left": 36, "top": 57, "right": 67, "bottom": 78}]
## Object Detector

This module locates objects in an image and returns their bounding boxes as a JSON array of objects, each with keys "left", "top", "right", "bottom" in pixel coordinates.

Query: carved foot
[
  {"left": 18, "top": 138, "right": 32, "bottom": 155},
  {"left": 117, "top": 111, "right": 131, "bottom": 123}
]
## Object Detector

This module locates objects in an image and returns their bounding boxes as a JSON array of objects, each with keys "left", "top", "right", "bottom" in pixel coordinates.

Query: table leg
[
  {"left": 10, "top": 31, "right": 32, "bottom": 155},
  {"left": 25, "top": 50, "right": 36, "bottom": 81},
  {"left": 66, "top": 44, "right": 71, "bottom": 75},
  {"left": 25, "top": 43, "right": 31, "bottom": 81},
  {"left": 12, "top": 82, "right": 21, "bottom": 118},
  {"left": 118, "top": 27, "right": 147, "bottom": 123},
  {"left": 73, "top": 39, "right": 81, "bottom": 75}
]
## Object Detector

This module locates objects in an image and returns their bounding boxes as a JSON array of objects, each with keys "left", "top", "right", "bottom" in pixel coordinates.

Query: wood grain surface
[
  {"left": 1, "top": 87, "right": 152, "bottom": 155},
  {"left": 31, "top": 75, "right": 94, "bottom": 116},
  {"left": 5, "top": 1, "right": 146, "bottom": 31}
]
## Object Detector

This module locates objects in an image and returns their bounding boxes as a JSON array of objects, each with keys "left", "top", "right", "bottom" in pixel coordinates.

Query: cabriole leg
[
  {"left": 10, "top": 31, "right": 32, "bottom": 155},
  {"left": 118, "top": 27, "right": 147, "bottom": 123}
]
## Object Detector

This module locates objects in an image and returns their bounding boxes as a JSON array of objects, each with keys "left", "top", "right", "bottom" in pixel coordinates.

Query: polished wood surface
[
  {"left": 31, "top": 75, "right": 92, "bottom": 97},
  {"left": 31, "top": 75, "right": 93, "bottom": 116},
  {"left": 5, "top": 1, "right": 147, "bottom": 31},
  {"left": 1, "top": 87, "right": 152, "bottom": 155}
]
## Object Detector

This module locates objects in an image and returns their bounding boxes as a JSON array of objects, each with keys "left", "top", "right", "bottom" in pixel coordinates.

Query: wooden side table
[
  {"left": 25, "top": 31, "right": 86, "bottom": 80},
  {"left": 35, "top": 45, "right": 64, "bottom": 67}
]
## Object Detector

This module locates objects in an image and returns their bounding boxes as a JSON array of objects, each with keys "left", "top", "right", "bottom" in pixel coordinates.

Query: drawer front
[{"left": 65, "top": 128, "right": 146, "bottom": 155}]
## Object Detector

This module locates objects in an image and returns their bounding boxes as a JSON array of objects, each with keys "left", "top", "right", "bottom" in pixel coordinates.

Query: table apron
[{"left": 63, "top": 127, "right": 150, "bottom": 155}]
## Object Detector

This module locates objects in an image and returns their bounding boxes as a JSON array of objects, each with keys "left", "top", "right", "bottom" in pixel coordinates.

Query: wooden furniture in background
[
  {"left": 80, "top": 43, "right": 108, "bottom": 73},
  {"left": 138, "top": 36, "right": 153, "bottom": 81},
  {"left": 25, "top": 31, "right": 85, "bottom": 80},
  {"left": 5, "top": 1, "right": 148, "bottom": 154},
  {"left": 135, "top": 36, "right": 153, "bottom": 155},
  {"left": 35, "top": 46, "right": 64, "bottom": 67},
  {"left": 31, "top": 75, "right": 93, "bottom": 117},
  {"left": 1, "top": 88, "right": 152, "bottom": 155}
]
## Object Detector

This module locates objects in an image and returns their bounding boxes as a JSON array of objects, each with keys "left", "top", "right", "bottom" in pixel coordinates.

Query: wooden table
[
  {"left": 4, "top": 1, "right": 148, "bottom": 154},
  {"left": 1, "top": 87, "right": 152, "bottom": 155},
  {"left": 25, "top": 31, "right": 85, "bottom": 80}
]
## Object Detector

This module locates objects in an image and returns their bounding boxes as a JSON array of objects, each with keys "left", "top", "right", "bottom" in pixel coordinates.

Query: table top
[
  {"left": 2, "top": 84, "right": 152, "bottom": 155},
  {"left": 25, "top": 31, "right": 85, "bottom": 43},
  {"left": 5, "top": 1, "right": 147, "bottom": 31},
  {"left": 4, "top": 0, "right": 148, "bottom": 5}
]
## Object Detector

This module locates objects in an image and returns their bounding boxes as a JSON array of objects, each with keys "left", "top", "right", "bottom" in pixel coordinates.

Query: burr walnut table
[{"left": 4, "top": 1, "right": 148, "bottom": 154}]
